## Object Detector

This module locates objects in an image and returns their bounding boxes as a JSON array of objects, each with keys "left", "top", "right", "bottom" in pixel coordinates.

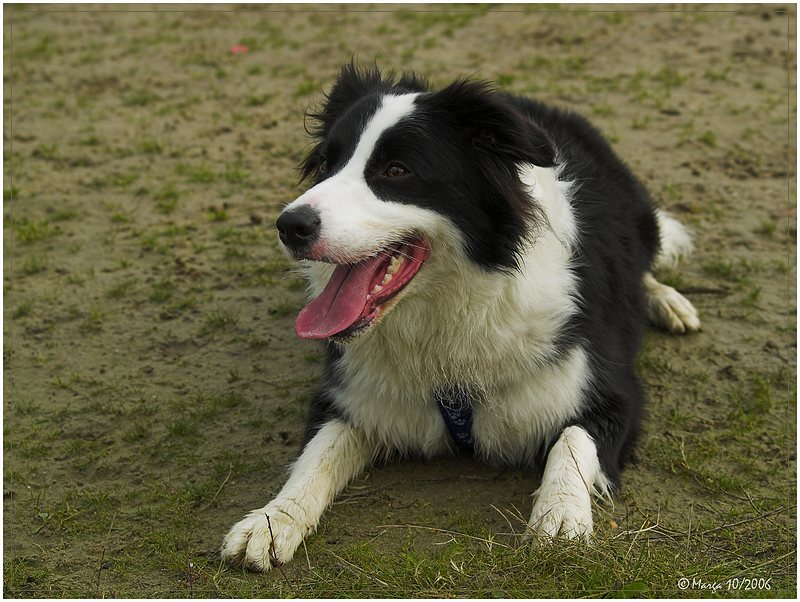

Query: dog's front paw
[
  {"left": 221, "top": 505, "right": 306, "bottom": 571},
  {"left": 526, "top": 488, "right": 594, "bottom": 542}
]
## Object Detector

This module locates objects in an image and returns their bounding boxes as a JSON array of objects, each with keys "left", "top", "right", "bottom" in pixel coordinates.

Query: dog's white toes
[
  {"left": 645, "top": 278, "right": 700, "bottom": 334},
  {"left": 674, "top": 299, "right": 701, "bottom": 332},
  {"left": 221, "top": 510, "right": 273, "bottom": 571},
  {"left": 649, "top": 290, "right": 700, "bottom": 334},
  {"left": 221, "top": 507, "right": 304, "bottom": 572},
  {"left": 526, "top": 491, "right": 594, "bottom": 542}
]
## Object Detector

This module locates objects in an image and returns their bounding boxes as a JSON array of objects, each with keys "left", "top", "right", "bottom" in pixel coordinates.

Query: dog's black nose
[{"left": 276, "top": 206, "right": 322, "bottom": 250}]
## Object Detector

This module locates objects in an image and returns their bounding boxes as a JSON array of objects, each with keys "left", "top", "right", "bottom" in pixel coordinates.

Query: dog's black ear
[
  {"left": 306, "top": 64, "right": 429, "bottom": 141},
  {"left": 431, "top": 79, "right": 556, "bottom": 168},
  {"left": 306, "top": 62, "right": 384, "bottom": 139},
  {"left": 423, "top": 79, "right": 555, "bottom": 271},
  {"left": 395, "top": 71, "right": 430, "bottom": 94},
  {"left": 300, "top": 62, "right": 389, "bottom": 182}
]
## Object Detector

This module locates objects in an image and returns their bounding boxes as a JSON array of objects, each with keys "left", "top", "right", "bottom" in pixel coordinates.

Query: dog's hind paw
[
  {"left": 221, "top": 505, "right": 305, "bottom": 572},
  {"left": 644, "top": 273, "right": 700, "bottom": 334}
]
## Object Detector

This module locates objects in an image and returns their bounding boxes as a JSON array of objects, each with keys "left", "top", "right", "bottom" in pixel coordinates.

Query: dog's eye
[
  {"left": 319, "top": 156, "right": 329, "bottom": 173},
  {"left": 384, "top": 162, "right": 409, "bottom": 178}
]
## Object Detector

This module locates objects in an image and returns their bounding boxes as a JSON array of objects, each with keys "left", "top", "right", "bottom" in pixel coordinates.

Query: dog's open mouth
[{"left": 295, "top": 238, "right": 429, "bottom": 340}]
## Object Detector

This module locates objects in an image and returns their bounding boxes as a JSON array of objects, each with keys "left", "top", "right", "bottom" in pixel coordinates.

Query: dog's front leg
[
  {"left": 526, "top": 425, "right": 609, "bottom": 541},
  {"left": 221, "top": 419, "right": 375, "bottom": 571}
]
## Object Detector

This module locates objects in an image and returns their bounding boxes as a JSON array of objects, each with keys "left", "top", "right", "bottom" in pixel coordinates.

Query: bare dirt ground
[{"left": 3, "top": 3, "right": 796, "bottom": 597}]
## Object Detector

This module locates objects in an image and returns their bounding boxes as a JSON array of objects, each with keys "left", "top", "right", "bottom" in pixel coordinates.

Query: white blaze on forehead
[{"left": 339, "top": 93, "right": 419, "bottom": 178}]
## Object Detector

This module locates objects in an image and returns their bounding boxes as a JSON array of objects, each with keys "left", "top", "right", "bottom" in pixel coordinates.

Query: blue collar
[{"left": 434, "top": 385, "right": 474, "bottom": 449}]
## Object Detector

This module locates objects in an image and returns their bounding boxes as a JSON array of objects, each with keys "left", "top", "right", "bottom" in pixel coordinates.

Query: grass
[
  {"left": 105, "top": 277, "right": 137, "bottom": 299},
  {"left": 246, "top": 93, "right": 273, "bottom": 107},
  {"left": 138, "top": 138, "right": 163, "bottom": 154},
  {"left": 13, "top": 218, "right": 61, "bottom": 243},
  {"left": 206, "top": 205, "right": 229, "bottom": 222},
  {"left": 12, "top": 300, "right": 34, "bottom": 319},
  {"left": 80, "top": 308, "right": 105, "bottom": 334},
  {"left": 149, "top": 279, "right": 175, "bottom": 303},
  {"left": 298, "top": 516, "right": 789, "bottom": 597},
  {"left": 698, "top": 130, "right": 717, "bottom": 147},
  {"left": 4, "top": 5, "right": 795, "bottom": 599},
  {"left": 202, "top": 308, "right": 240, "bottom": 333},
  {"left": 140, "top": 225, "right": 193, "bottom": 253},
  {"left": 293, "top": 79, "right": 318, "bottom": 98},
  {"left": 394, "top": 7, "right": 487, "bottom": 36},
  {"left": 755, "top": 220, "right": 778, "bottom": 238},
  {"left": 17, "top": 255, "right": 48, "bottom": 276},
  {"left": 154, "top": 183, "right": 179, "bottom": 214},
  {"left": 110, "top": 211, "right": 132, "bottom": 224},
  {"left": 704, "top": 255, "right": 762, "bottom": 282},
  {"left": 121, "top": 89, "right": 161, "bottom": 107},
  {"left": 175, "top": 162, "right": 216, "bottom": 184},
  {"left": 4, "top": 496, "right": 792, "bottom": 597}
]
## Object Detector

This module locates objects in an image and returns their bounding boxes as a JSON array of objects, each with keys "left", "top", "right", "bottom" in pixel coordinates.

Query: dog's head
[{"left": 277, "top": 64, "right": 556, "bottom": 340}]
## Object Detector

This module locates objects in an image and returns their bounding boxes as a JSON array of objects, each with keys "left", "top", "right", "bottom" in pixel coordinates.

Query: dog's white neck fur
[{"left": 329, "top": 162, "right": 586, "bottom": 461}]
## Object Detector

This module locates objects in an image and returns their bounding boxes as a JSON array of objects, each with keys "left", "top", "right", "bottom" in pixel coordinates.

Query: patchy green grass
[
  {"left": 12, "top": 300, "right": 35, "bottom": 319},
  {"left": 104, "top": 277, "right": 137, "bottom": 299},
  {"left": 4, "top": 5, "right": 795, "bottom": 599},
  {"left": 17, "top": 255, "right": 48, "bottom": 276},
  {"left": 202, "top": 308, "right": 240, "bottom": 333},
  {"left": 3, "top": 492, "right": 793, "bottom": 597},
  {"left": 12, "top": 217, "right": 61, "bottom": 243},
  {"left": 121, "top": 88, "right": 161, "bottom": 107}
]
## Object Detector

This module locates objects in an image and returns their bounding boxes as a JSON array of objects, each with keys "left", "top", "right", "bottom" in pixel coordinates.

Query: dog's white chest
[{"left": 332, "top": 341, "right": 590, "bottom": 463}]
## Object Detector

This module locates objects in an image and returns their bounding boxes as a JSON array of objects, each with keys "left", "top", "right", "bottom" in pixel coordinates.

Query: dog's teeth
[
  {"left": 387, "top": 255, "right": 402, "bottom": 275},
  {"left": 387, "top": 254, "right": 405, "bottom": 275},
  {"left": 371, "top": 249, "right": 408, "bottom": 295}
]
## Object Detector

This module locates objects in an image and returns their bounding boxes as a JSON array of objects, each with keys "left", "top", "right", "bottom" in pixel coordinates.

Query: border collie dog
[{"left": 221, "top": 64, "right": 699, "bottom": 571}]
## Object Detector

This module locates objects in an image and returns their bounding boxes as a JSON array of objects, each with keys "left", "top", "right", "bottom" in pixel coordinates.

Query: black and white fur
[{"left": 221, "top": 65, "right": 700, "bottom": 571}]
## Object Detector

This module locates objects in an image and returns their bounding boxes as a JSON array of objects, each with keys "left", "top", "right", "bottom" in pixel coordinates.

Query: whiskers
[{"left": 340, "top": 236, "right": 428, "bottom": 266}]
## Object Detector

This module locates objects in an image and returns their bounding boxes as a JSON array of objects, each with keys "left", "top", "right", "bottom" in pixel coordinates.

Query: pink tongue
[{"left": 295, "top": 255, "right": 386, "bottom": 339}]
